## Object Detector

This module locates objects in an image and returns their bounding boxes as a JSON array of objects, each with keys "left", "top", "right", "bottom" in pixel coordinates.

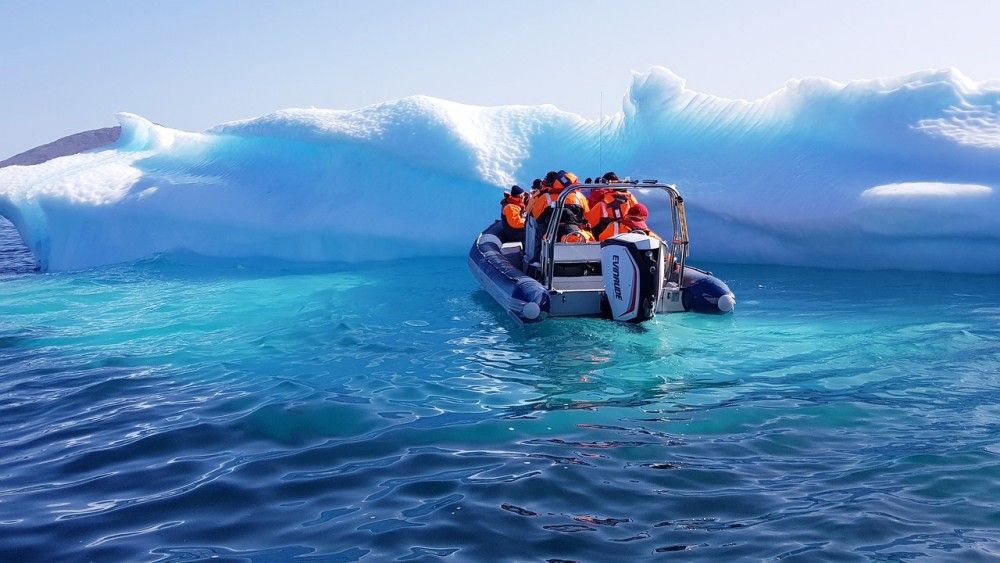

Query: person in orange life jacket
[
  {"left": 529, "top": 170, "right": 589, "bottom": 224},
  {"left": 598, "top": 202, "right": 658, "bottom": 241},
  {"left": 559, "top": 223, "right": 596, "bottom": 243},
  {"left": 527, "top": 171, "right": 557, "bottom": 215},
  {"left": 522, "top": 173, "right": 558, "bottom": 268},
  {"left": 587, "top": 191, "right": 639, "bottom": 239},
  {"left": 587, "top": 171, "right": 611, "bottom": 206},
  {"left": 556, "top": 207, "right": 596, "bottom": 243},
  {"left": 524, "top": 171, "right": 590, "bottom": 267},
  {"left": 586, "top": 171, "right": 628, "bottom": 207},
  {"left": 499, "top": 185, "right": 527, "bottom": 243},
  {"left": 524, "top": 178, "right": 543, "bottom": 212},
  {"left": 587, "top": 187, "right": 609, "bottom": 207},
  {"left": 623, "top": 203, "right": 653, "bottom": 234},
  {"left": 500, "top": 184, "right": 524, "bottom": 207}
]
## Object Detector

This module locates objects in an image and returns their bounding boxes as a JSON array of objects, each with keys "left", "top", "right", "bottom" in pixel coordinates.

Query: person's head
[
  {"left": 628, "top": 203, "right": 649, "bottom": 219},
  {"left": 602, "top": 171, "right": 619, "bottom": 183},
  {"left": 624, "top": 203, "right": 650, "bottom": 231},
  {"left": 531, "top": 178, "right": 543, "bottom": 191},
  {"left": 510, "top": 185, "right": 524, "bottom": 197},
  {"left": 543, "top": 171, "right": 558, "bottom": 187},
  {"left": 584, "top": 177, "right": 592, "bottom": 184}
]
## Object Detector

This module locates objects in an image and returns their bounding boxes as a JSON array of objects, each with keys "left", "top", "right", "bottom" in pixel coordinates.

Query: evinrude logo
[{"left": 611, "top": 255, "right": 623, "bottom": 300}]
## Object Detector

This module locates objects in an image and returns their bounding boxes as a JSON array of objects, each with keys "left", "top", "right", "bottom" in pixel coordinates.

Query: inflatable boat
[{"left": 468, "top": 182, "right": 735, "bottom": 324}]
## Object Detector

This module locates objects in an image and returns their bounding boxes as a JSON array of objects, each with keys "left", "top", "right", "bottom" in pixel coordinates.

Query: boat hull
[{"left": 469, "top": 223, "right": 735, "bottom": 322}]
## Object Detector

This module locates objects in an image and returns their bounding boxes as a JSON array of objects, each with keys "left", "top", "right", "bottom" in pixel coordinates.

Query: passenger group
[{"left": 499, "top": 170, "right": 655, "bottom": 246}]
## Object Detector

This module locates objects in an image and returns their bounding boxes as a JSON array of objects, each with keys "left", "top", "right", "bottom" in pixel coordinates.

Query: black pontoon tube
[{"left": 468, "top": 221, "right": 550, "bottom": 324}]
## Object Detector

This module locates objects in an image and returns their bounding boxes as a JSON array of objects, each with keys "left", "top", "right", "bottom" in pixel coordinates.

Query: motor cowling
[{"left": 600, "top": 233, "right": 665, "bottom": 322}]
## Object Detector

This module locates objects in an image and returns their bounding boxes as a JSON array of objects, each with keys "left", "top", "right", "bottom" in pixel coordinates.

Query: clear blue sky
[{"left": 2, "top": 0, "right": 998, "bottom": 158}]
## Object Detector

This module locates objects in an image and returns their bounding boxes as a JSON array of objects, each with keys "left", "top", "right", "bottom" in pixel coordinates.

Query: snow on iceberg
[{"left": 1, "top": 66, "right": 999, "bottom": 272}]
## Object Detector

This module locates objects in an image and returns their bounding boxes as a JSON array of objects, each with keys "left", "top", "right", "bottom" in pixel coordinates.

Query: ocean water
[{"left": 1, "top": 219, "right": 999, "bottom": 561}]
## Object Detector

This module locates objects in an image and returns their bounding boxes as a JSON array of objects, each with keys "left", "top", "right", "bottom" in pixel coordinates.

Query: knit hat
[{"left": 510, "top": 185, "right": 525, "bottom": 197}]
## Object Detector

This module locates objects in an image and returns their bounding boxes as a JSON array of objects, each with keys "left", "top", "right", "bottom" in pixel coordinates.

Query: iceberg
[{"left": 1, "top": 66, "right": 999, "bottom": 272}]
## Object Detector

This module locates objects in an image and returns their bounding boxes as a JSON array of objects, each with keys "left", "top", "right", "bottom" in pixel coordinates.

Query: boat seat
[
  {"left": 552, "top": 242, "right": 602, "bottom": 277},
  {"left": 500, "top": 242, "right": 524, "bottom": 270},
  {"left": 501, "top": 242, "right": 523, "bottom": 255},
  {"left": 552, "top": 275, "right": 605, "bottom": 291},
  {"left": 552, "top": 242, "right": 601, "bottom": 263}
]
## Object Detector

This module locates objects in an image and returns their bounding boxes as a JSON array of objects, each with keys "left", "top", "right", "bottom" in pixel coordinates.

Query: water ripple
[{"left": 1, "top": 256, "right": 999, "bottom": 560}]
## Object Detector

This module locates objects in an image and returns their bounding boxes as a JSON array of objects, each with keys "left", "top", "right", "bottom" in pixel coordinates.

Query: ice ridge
[{"left": 1, "top": 66, "right": 998, "bottom": 272}]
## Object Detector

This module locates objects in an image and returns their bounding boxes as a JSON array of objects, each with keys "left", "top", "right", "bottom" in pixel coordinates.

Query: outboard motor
[{"left": 600, "top": 233, "right": 665, "bottom": 322}]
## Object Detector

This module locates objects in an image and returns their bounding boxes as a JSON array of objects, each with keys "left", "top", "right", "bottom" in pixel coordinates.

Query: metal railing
[{"left": 540, "top": 182, "right": 689, "bottom": 290}]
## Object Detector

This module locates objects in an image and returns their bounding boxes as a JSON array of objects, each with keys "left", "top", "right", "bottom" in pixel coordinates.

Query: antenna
[{"left": 599, "top": 91, "right": 604, "bottom": 171}]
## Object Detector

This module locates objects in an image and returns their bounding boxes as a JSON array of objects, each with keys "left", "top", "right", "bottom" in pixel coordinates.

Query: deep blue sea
[{"left": 1, "top": 218, "right": 999, "bottom": 561}]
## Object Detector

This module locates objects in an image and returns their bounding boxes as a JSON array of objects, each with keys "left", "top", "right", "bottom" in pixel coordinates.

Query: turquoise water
[{"left": 1, "top": 221, "right": 999, "bottom": 560}]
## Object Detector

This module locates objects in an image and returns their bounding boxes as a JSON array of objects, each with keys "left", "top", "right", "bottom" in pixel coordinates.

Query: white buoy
[
  {"left": 521, "top": 301, "right": 541, "bottom": 320},
  {"left": 717, "top": 293, "right": 736, "bottom": 312}
]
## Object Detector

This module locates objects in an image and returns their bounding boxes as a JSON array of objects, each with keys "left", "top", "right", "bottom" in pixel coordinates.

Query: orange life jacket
[
  {"left": 587, "top": 191, "right": 637, "bottom": 235},
  {"left": 597, "top": 221, "right": 630, "bottom": 241},
  {"left": 529, "top": 188, "right": 590, "bottom": 221},
  {"left": 501, "top": 196, "right": 526, "bottom": 230},
  {"left": 598, "top": 218, "right": 658, "bottom": 241},
  {"left": 587, "top": 187, "right": 611, "bottom": 207},
  {"left": 623, "top": 218, "right": 652, "bottom": 236},
  {"left": 560, "top": 227, "right": 596, "bottom": 244}
]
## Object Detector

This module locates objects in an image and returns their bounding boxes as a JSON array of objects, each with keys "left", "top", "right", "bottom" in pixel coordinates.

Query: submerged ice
[{"left": 1, "top": 67, "right": 999, "bottom": 272}]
